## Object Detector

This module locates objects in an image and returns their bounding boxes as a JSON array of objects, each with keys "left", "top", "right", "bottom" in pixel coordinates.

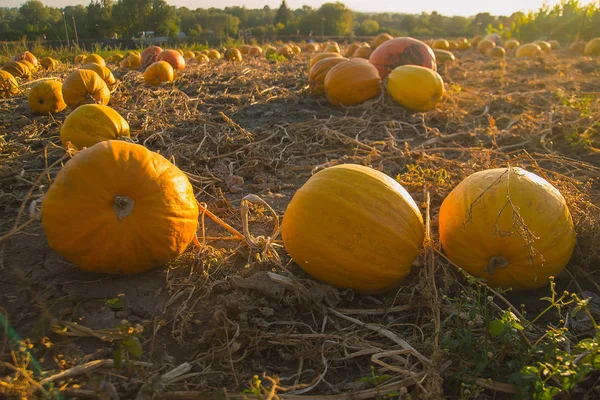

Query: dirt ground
[{"left": 1, "top": 48, "right": 600, "bottom": 399}]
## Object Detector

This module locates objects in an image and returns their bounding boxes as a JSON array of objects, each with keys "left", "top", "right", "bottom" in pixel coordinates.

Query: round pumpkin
[
  {"left": 74, "top": 54, "right": 87, "bottom": 64},
  {"left": 181, "top": 50, "right": 193, "bottom": 60},
  {"left": 353, "top": 45, "right": 372, "bottom": 59},
  {"left": 239, "top": 45, "right": 252, "bottom": 55},
  {"left": 195, "top": 54, "right": 210, "bottom": 64},
  {"left": 144, "top": 61, "right": 174, "bottom": 86},
  {"left": 371, "top": 33, "right": 393, "bottom": 49},
  {"left": 207, "top": 49, "right": 222, "bottom": 59},
  {"left": 439, "top": 167, "right": 575, "bottom": 290},
  {"left": 516, "top": 43, "right": 542, "bottom": 58},
  {"left": 60, "top": 104, "right": 129, "bottom": 149},
  {"left": 344, "top": 43, "right": 360, "bottom": 57},
  {"left": 433, "top": 49, "right": 455, "bottom": 64},
  {"left": 304, "top": 43, "right": 320, "bottom": 52},
  {"left": 535, "top": 40, "right": 552, "bottom": 54},
  {"left": 19, "top": 60, "right": 37, "bottom": 73},
  {"left": 477, "top": 39, "right": 496, "bottom": 54},
  {"left": 249, "top": 46, "right": 263, "bottom": 56},
  {"left": 290, "top": 44, "right": 302, "bottom": 54},
  {"left": 265, "top": 47, "right": 277, "bottom": 58},
  {"left": 432, "top": 39, "right": 450, "bottom": 50},
  {"left": 369, "top": 37, "right": 437, "bottom": 79},
  {"left": 457, "top": 41, "right": 471, "bottom": 51},
  {"left": 225, "top": 48, "right": 242, "bottom": 62},
  {"left": 0, "top": 70, "right": 18, "bottom": 97},
  {"left": 84, "top": 54, "right": 106, "bottom": 67},
  {"left": 13, "top": 51, "right": 38, "bottom": 67},
  {"left": 28, "top": 80, "right": 66, "bottom": 115},
  {"left": 41, "top": 140, "right": 199, "bottom": 275},
  {"left": 310, "top": 52, "right": 343, "bottom": 68},
  {"left": 107, "top": 54, "right": 124, "bottom": 63},
  {"left": 2, "top": 61, "right": 30, "bottom": 78},
  {"left": 484, "top": 33, "right": 502, "bottom": 46},
  {"left": 121, "top": 54, "right": 141, "bottom": 70},
  {"left": 81, "top": 63, "right": 117, "bottom": 88},
  {"left": 387, "top": 65, "right": 444, "bottom": 112},
  {"left": 40, "top": 57, "right": 57, "bottom": 70},
  {"left": 505, "top": 39, "right": 520, "bottom": 51},
  {"left": 140, "top": 46, "right": 163, "bottom": 69},
  {"left": 309, "top": 57, "right": 348, "bottom": 95},
  {"left": 282, "top": 164, "right": 424, "bottom": 294},
  {"left": 548, "top": 40, "right": 560, "bottom": 50},
  {"left": 487, "top": 46, "right": 506, "bottom": 59},
  {"left": 276, "top": 45, "right": 294, "bottom": 58},
  {"left": 62, "top": 69, "right": 110, "bottom": 108},
  {"left": 570, "top": 41, "right": 586, "bottom": 54},
  {"left": 584, "top": 38, "right": 600, "bottom": 56},
  {"left": 324, "top": 43, "right": 341, "bottom": 53},
  {"left": 449, "top": 41, "right": 458, "bottom": 51},
  {"left": 324, "top": 59, "right": 382, "bottom": 106}
]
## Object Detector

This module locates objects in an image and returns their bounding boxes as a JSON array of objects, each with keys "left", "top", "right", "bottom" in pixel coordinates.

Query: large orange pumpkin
[
  {"left": 439, "top": 167, "right": 575, "bottom": 290},
  {"left": 13, "top": 51, "right": 38, "bottom": 67},
  {"left": 308, "top": 57, "right": 348, "bottom": 95},
  {"left": 62, "top": 69, "right": 110, "bottom": 108},
  {"left": 28, "top": 80, "right": 66, "bottom": 115},
  {"left": 144, "top": 61, "right": 174, "bottom": 85},
  {"left": 41, "top": 140, "right": 199, "bottom": 275},
  {"left": 0, "top": 70, "right": 19, "bottom": 97},
  {"left": 387, "top": 65, "right": 444, "bottom": 112},
  {"left": 369, "top": 37, "right": 436, "bottom": 79},
  {"left": 157, "top": 50, "right": 186, "bottom": 70},
  {"left": 281, "top": 164, "right": 424, "bottom": 294},
  {"left": 325, "top": 59, "right": 382, "bottom": 106},
  {"left": 81, "top": 63, "right": 117, "bottom": 89},
  {"left": 84, "top": 54, "right": 106, "bottom": 67},
  {"left": 2, "top": 61, "right": 30, "bottom": 78},
  {"left": 60, "top": 104, "right": 130, "bottom": 149},
  {"left": 370, "top": 33, "right": 393, "bottom": 49},
  {"left": 140, "top": 46, "right": 163, "bottom": 69}
]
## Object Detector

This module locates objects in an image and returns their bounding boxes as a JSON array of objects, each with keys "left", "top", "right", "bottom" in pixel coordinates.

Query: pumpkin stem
[
  {"left": 113, "top": 195, "right": 134, "bottom": 221},
  {"left": 485, "top": 256, "right": 510, "bottom": 275}
]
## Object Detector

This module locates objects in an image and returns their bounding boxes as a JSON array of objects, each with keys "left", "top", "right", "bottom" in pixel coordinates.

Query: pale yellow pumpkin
[
  {"left": 584, "top": 38, "right": 600, "bottom": 56},
  {"left": 387, "top": 65, "right": 444, "bottom": 112},
  {"left": 487, "top": 46, "right": 506, "bottom": 58},
  {"left": 432, "top": 39, "right": 450, "bottom": 50},
  {"left": 60, "top": 104, "right": 130, "bottom": 149},
  {"left": 516, "top": 43, "right": 542, "bottom": 58}
]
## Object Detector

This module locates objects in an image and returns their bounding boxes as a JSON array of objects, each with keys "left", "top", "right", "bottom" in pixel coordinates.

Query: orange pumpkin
[
  {"left": 487, "top": 46, "right": 506, "bottom": 58},
  {"left": 144, "top": 61, "right": 174, "bottom": 85},
  {"left": 324, "top": 58, "right": 382, "bottom": 106},
  {"left": 0, "top": 70, "right": 18, "bottom": 97},
  {"left": 74, "top": 54, "right": 87, "bottom": 64},
  {"left": 224, "top": 48, "right": 243, "bottom": 62},
  {"left": 41, "top": 140, "right": 199, "bottom": 275},
  {"left": 249, "top": 46, "right": 263, "bottom": 56},
  {"left": 121, "top": 54, "right": 141, "bottom": 70},
  {"left": 19, "top": 60, "right": 37, "bottom": 73},
  {"left": 370, "top": 33, "right": 393, "bottom": 49},
  {"left": 40, "top": 57, "right": 57, "bottom": 70},
  {"left": 505, "top": 39, "right": 520, "bottom": 51},
  {"left": 344, "top": 43, "right": 360, "bottom": 57},
  {"left": 304, "top": 43, "right": 320, "bottom": 52},
  {"left": 309, "top": 57, "right": 348, "bottom": 95},
  {"left": 353, "top": 45, "right": 372, "bottom": 59},
  {"left": 157, "top": 50, "right": 185, "bottom": 70},
  {"left": 60, "top": 104, "right": 130, "bottom": 149},
  {"left": 84, "top": 54, "right": 106, "bottom": 67},
  {"left": 276, "top": 45, "right": 294, "bottom": 58},
  {"left": 140, "top": 46, "right": 163, "bottom": 69},
  {"left": 477, "top": 39, "right": 496, "bottom": 54},
  {"left": 195, "top": 54, "right": 210, "bottom": 64},
  {"left": 369, "top": 37, "right": 437, "bottom": 79},
  {"left": 13, "top": 51, "right": 38, "bottom": 67},
  {"left": 81, "top": 63, "right": 117, "bottom": 88},
  {"left": 570, "top": 41, "right": 586, "bottom": 54},
  {"left": 62, "top": 69, "right": 110, "bottom": 108},
  {"left": 309, "top": 52, "right": 343, "bottom": 68},
  {"left": 208, "top": 49, "right": 222, "bottom": 59},
  {"left": 239, "top": 45, "right": 252, "bottom": 55},
  {"left": 2, "top": 61, "right": 30, "bottom": 78},
  {"left": 28, "top": 80, "right": 66, "bottom": 115}
]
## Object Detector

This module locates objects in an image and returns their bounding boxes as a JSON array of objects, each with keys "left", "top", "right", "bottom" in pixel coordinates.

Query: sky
[{"left": 0, "top": 0, "right": 568, "bottom": 17}]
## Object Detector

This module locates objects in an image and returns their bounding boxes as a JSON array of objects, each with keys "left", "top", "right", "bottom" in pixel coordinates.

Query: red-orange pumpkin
[
  {"left": 157, "top": 50, "right": 185, "bottom": 71},
  {"left": 140, "top": 46, "right": 163, "bottom": 69},
  {"left": 369, "top": 37, "right": 437, "bottom": 79}
]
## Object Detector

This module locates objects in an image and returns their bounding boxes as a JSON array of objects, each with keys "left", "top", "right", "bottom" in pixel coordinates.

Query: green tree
[
  {"left": 86, "top": 0, "right": 113, "bottom": 39},
  {"left": 356, "top": 19, "right": 379, "bottom": 35},
  {"left": 274, "top": 0, "right": 293, "bottom": 27},
  {"left": 319, "top": 2, "right": 353, "bottom": 36}
]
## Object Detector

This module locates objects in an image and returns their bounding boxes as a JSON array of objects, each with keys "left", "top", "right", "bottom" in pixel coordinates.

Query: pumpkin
[
  {"left": 74, "top": 54, "right": 87, "bottom": 64},
  {"left": 477, "top": 39, "right": 496, "bottom": 54},
  {"left": 439, "top": 167, "right": 575, "bottom": 290},
  {"left": 195, "top": 54, "right": 210, "bottom": 64},
  {"left": 60, "top": 104, "right": 129, "bottom": 149},
  {"left": 344, "top": 43, "right": 360, "bottom": 57},
  {"left": 276, "top": 45, "right": 294, "bottom": 58},
  {"left": 207, "top": 49, "right": 222, "bottom": 59},
  {"left": 62, "top": 69, "right": 110, "bottom": 108},
  {"left": 304, "top": 42, "right": 320, "bottom": 52},
  {"left": 456, "top": 37, "right": 468, "bottom": 45},
  {"left": 432, "top": 49, "right": 455, "bottom": 64},
  {"left": 40, "top": 57, "right": 57, "bottom": 70},
  {"left": 570, "top": 41, "right": 586, "bottom": 54},
  {"left": 13, "top": 51, "right": 38, "bottom": 67},
  {"left": 324, "top": 58, "right": 382, "bottom": 106},
  {"left": 183, "top": 50, "right": 195, "bottom": 59},
  {"left": 193, "top": 51, "right": 202, "bottom": 57},
  {"left": 239, "top": 45, "right": 252, "bottom": 55},
  {"left": 505, "top": 39, "right": 520, "bottom": 50},
  {"left": 140, "top": 46, "right": 163, "bottom": 69},
  {"left": 449, "top": 42, "right": 458, "bottom": 51},
  {"left": 387, "top": 65, "right": 444, "bottom": 112},
  {"left": 224, "top": 48, "right": 242, "bottom": 62},
  {"left": 516, "top": 43, "right": 542, "bottom": 58},
  {"left": 144, "top": 61, "right": 174, "bottom": 86},
  {"left": 250, "top": 46, "right": 263, "bottom": 56},
  {"left": 19, "top": 60, "right": 37, "bottom": 73},
  {"left": 353, "top": 45, "right": 372, "bottom": 59},
  {"left": 310, "top": 52, "right": 343, "bottom": 68},
  {"left": 371, "top": 33, "right": 393, "bottom": 49},
  {"left": 28, "top": 80, "right": 66, "bottom": 115},
  {"left": 324, "top": 43, "right": 341, "bottom": 53},
  {"left": 548, "top": 40, "right": 560, "bottom": 50},
  {"left": 0, "top": 70, "right": 18, "bottom": 97},
  {"left": 484, "top": 33, "right": 502, "bottom": 46},
  {"left": 84, "top": 54, "right": 106, "bottom": 67},
  {"left": 584, "top": 38, "right": 600, "bottom": 56},
  {"left": 282, "top": 164, "right": 424, "bottom": 294},
  {"left": 290, "top": 44, "right": 302, "bottom": 54},
  {"left": 265, "top": 47, "right": 277, "bottom": 58},
  {"left": 200, "top": 49, "right": 209, "bottom": 55},
  {"left": 81, "top": 63, "right": 117, "bottom": 88},
  {"left": 107, "top": 54, "right": 125, "bottom": 63},
  {"left": 369, "top": 37, "right": 437, "bottom": 79},
  {"left": 534, "top": 40, "right": 552, "bottom": 54},
  {"left": 2, "top": 61, "right": 30, "bottom": 78},
  {"left": 457, "top": 41, "right": 471, "bottom": 51},
  {"left": 121, "top": 54, "right": 141, "bottom": 70},
  {"left": 309, "top": 57, "right": 348, "bottom": 95},
  {"left": 41, "top": 140, "right": 199, "bottom": 275},
  {"left": 432, "top": 39, "right": 450, "bottom": 50},
  {"left": 487, "top": 46, "right": 506, "bottom": 59}
]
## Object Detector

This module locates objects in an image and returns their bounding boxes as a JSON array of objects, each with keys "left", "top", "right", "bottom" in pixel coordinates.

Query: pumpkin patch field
[{"left": 1, "top": 40, "right": 600, "bottom": 399}]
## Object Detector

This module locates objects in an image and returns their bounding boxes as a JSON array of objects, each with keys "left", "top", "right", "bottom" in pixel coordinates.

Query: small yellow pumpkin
[
  {"left": 487, "top": 46, "right": 506, "bottom": 58},
  {"left": 60, "top": 104, "right": 130, "bottom": 149},
  {"left": 183, "top": 50, "right": 195, "bottom": 59},
  {"left": 84, "top": 54, "right": 106, "bottom": 67},
  {"left": 28, "top": 80, "right": 66, "bottom": 115},
  {"left": 309, "top": 57, "right": 348, "bottom": 95},
  {"left": 207, "top": 49, "right": 222, "bottom": 59},
  {"left": 81, "top": 63, "right": 117, "bottom": 89},
  {"left": 0, "top": 70, "right": 18, "bottom": 97},
  {"left": 324, "top": 58, "right": 382, "bottom": 106},
  {"left": 432, "top": 39, "right": 450, "bottom": 50},
  {"left": 432, "top": 49, "right": 455, "bottom": 64},
  {"left": 20, "top": 60, "right": 37, "bottom": 73},
  {"left": 2, "top": 61, "right": 30, "bottom": 78},
  {"left": 249, "top": 46, "right": 263, "bottom": 56},
  {"left": 387, "top": 65, "right": 444, "bottom": 112},
  {"left": 534, "top": 40, "right": 552, "bottom": 54},
  {"left": 143, "top": 61, "right": 174, "bottom": 86},
  {"left": 548, "top": 40, "right": 560, "bottom": 50},
  {"left": 276, "top": 45, "right": 294, "bottom": 58},
  {"left": 239, "top": 45, "right": 252, "bottom": 55},
  {"left": 304, "top": 42, "right": 320, "bottom": 52},
  {"left": 439, "top": 167, "right": 575, "bottom": 290},
  {"left": 457, "top": 41, "right": 471, "bottom": 51},
  {"left": 516, "top": 43, "right": 542, "bottom": 58},
  {"left": 290, "top": 44, "right": 302, "bottom": 54},
  {"left": 477, "top": 39, "right": 496, "bottom": 54},
  {"left": 353, "top": 45, "right": 372, "bottom": 59},
  {"left": 282, "top": 164, "right": 424, "bottom": 294},
  {"left": 62, "top": 69, "right": 110, "bottom": 108},
  {"left": 121, "top": 54, "right": 141, "bottom": 69},
  {"left": 224, "top": 48, "right": 243, "bottom": 62},
  {"left": 344, "top": 43, "right": 360, "bottom": 57},
  {"left": 40, "top": 57, "right": 57, "bottom": 70},
  {"left": 370, "top": 33, "right": 393, "bottom": 49},
  {"left": 74, "top": 54, "right": 87, "bottom": 64},
  {"left": 584, "top": 38, "right": 600, "bottom": 56},
  {"left": 505, "top": 39, "right": 520, "bottom": 51},
  {"left": 195, "top": 54, "right": 210, "bottom": 64},
  {"left": 41, "top": 140, "right": 199, "bottom": 275}
]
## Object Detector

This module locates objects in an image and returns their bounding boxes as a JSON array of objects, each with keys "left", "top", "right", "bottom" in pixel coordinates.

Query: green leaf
[
  {"left": 490, "top": 319, "right": 505, "bottom": 336},
  {"left": 113, "top": 348, "right": 123, "bottom": 371},
  {"left": 105, "top": 297, "right": 125, "bottom": 309},
  {"left": 124, "top": 336, "right": 142, "bottom": 359}
]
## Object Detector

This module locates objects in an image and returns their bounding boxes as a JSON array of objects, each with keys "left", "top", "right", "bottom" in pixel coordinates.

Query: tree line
[{"left": 1, "top": 0, "right": 599, "bottom": 43}]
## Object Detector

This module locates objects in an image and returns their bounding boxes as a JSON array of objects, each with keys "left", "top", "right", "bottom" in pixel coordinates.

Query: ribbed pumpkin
[
  {"left": 309, "top": 57, "right": 348, "bottom": 95},
  {"left": 325, "top": 58, "right": 382, "bottom": 106},
  {"left": 183, "top": 50, "right": 195, "bottom": 59},
  {"left": 304, "top": 42, "right": 320, "bottom": 52},
  {"left": 570, "top": 41, "right": 586, "bottom": 54},
  {"left": 20, "top": 60, "right": 37, "bottom": 73},
  {"left": 0, "top": 70, "right": 18, "bottom": 97},
  {"left": 13, "top": 51, "right": 38, "bottom": 67},
  {"left": 81, "top": 63, "right": 117, "bottom": 88},
  {"left": 40, "top": 57, "right": 57, "bottom": 70},
  {"left": 195, "top": 54, "right": 210, "bottom": 64},
  {"left": 584, "top": 38, "right": 600, "bottom": 56},
  {"left": 84, "top": 54, "right": 105, "bottom": 67},
  {"left": 140, "top": 46, "right": 163, "bottom": 69},
  {"left": 121, "top": 54, "right": 141, "bottom": 70},
  {"left": 249, "top": 46, "right": 263, "bottom": 56},
  {"left": 387, "top": 65, "right": 444, "bottom": 112},
  {"left": 74, "top": 54, "right": 87, "bottom": 64},
  {"left": 432, "top": 39, "right": 450, "bottom": 50},
  {"left": 290, "top": 44, "right": 302, "bottom": 54},
  {"left": 28, "top": 80, "right": 66, "bottom": 115},
  {"left": 310, "top": 52, "right": 343, "bottom": 68},
  {"left": 433, "top": 49, "right": 455, "bottom": 64},
  {"left": 369, "top": 37, "right": 436, "bottom": 79},
  {"left": 487, "top": 46, "right": 506, "bottom": 58},
  {"left": 276, "top": 45, "right": 294, "bottom": 58},
  {"left": 208, "top": 49, "right": 222, "bottom": 59},
  {"left": 225, "top": 48, "right": 242, "bottom": 62},
  {"left": 516, "top": 43, "right": 542, "bottom": 58},
  {"left": 353, "top": 45, "right": 372, "bottom": 59},
  {"left": 324, "top": 43, "right": 341, "bottom": 53},
  {"left": 2, "top": 61, "right": 30, "bottom": 78},
  {"left": 144, "top": 61, "right": 174, "bottom": 85},
  {"left": 62, "top": 69, "right": 110, "bottom": 108},
  {"left": 439, "top": 168, "right": 575, "bottom": 290},
  {"left": 505, "top": 39, "right": 520, "bottom": 51},
  {"left": 41, "top": 140, "right": 199, "bottom": 275},
  {"left": 60, "top": 104, "right": 129, "bottom": 149},
  {"left": 282, "top": 164, "right": 424, "bottom": 294},
  {"left": 548, "top": 40, "right": 560, "bottom": 50},
  {"left": 344, "top": 43, "right": 360, "bottom": 57},
  {"left": 535, "top": 41, "right": 552, "bottom": 54},
  {"left": 477, "top": 39, "right": 496, "bottom": 54},
  {"left": 371, "top": 33, "right": 393, "bottom": 49}
]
